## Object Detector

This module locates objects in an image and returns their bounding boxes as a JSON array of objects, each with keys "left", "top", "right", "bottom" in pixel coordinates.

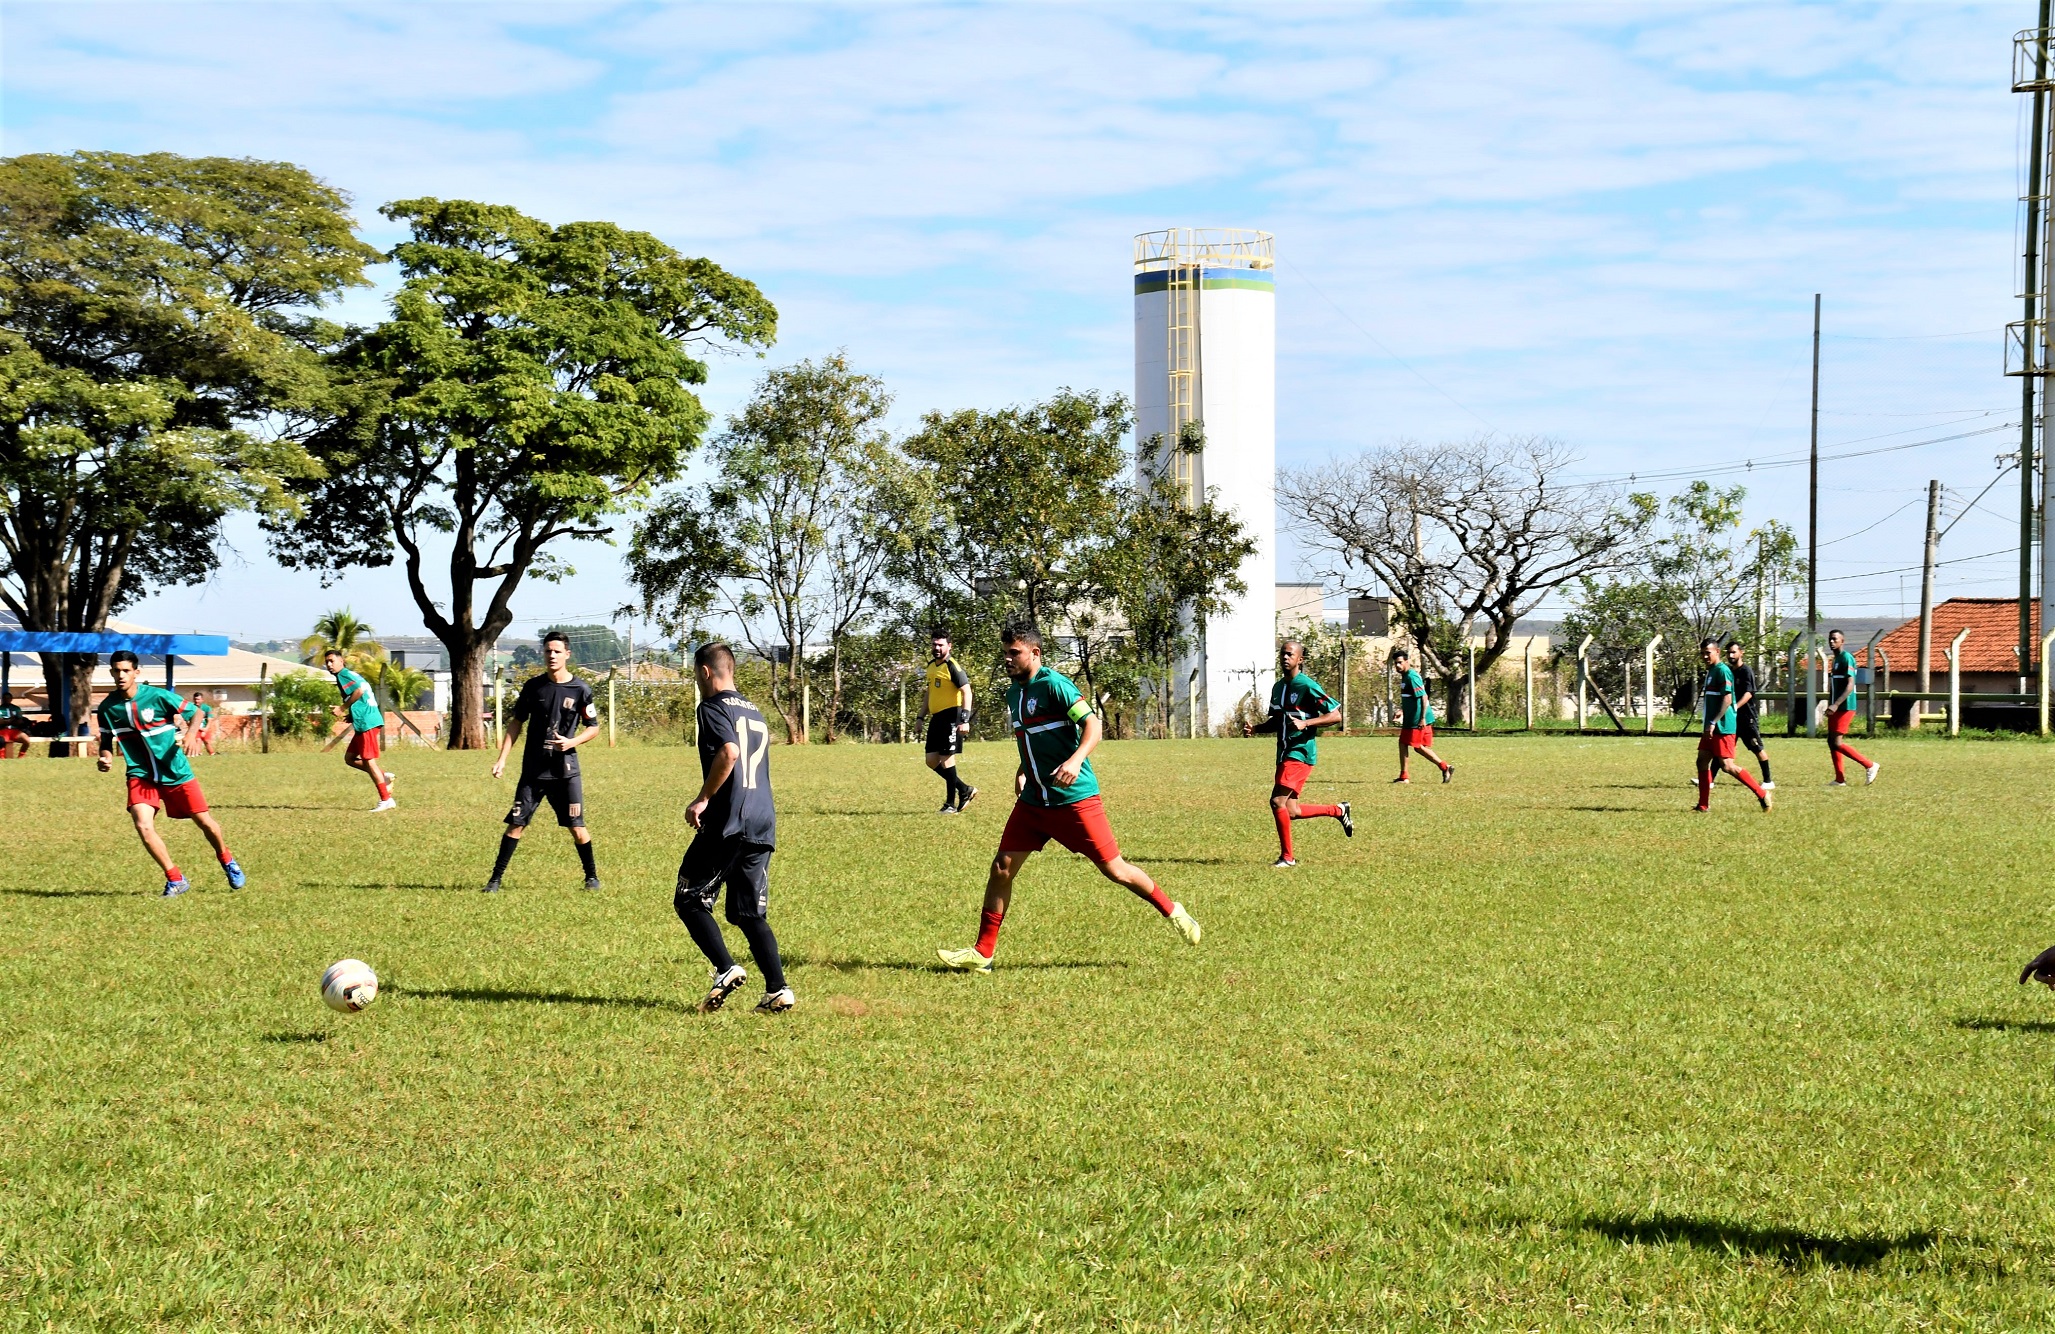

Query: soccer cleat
[
  {"left": 1169, "top": 902, "right": 1201, "bottom": 946},
  {"left": 162, "top": 874, "right": 190, "bottom": 898},
  {"left": 583, "top": 876, "right": 602, "bottom": 892},
  {"left": 937, "top": 946, "right": 993, "bottom": 973},
  {"left": 1865, "top": 762, "right": 1881, "bottom": 786},
  {"left": 371, "top": 797, "right": 397, "bottom": 813},
  {"left": 699, "top": 964, "right": 748, "bottom": 1012},
  {"left": 957, "top": 785, "right": 978, "bottom": 810},
  {"left": 1441, "top": 764, "right": 1454, "bottom": 784},
  {"left": 1392, "top": 775, "right": 1411, "bottom": 784},
  {"left": 222, "top": 858, "right": 246, "bottom": 890},
  {"left": 1759, "top": 790, "right": 1774, "bottom": 813},
  {"left": 1827, "top": 780, "right": 1848, "bottom": 788},
  {"left": 481, "top": 878, "right": 502, "bottom": 894},
  {"left": 1692, "top": 805, "right": 1708, "bottom": 813},
  {"left": 1271, "top": 857, "right": 1297, "bottom": 869},
  {"left": 938, "top": 802, "right": 959, "bottom": 815},
  {"left": 754, "top": 987, "right": 796, "bottom": 1014},
  {"left": 1337, "top": 801, "right": 1353, "bottom": 838}
]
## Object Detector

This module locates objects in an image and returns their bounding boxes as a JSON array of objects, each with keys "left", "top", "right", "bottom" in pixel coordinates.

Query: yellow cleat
[
  {"left": 1169, "top": 902, "right": 1201, "bottom": 946},
  {"left": 937, "top": 946, "right": 993, "bottom": 973}
]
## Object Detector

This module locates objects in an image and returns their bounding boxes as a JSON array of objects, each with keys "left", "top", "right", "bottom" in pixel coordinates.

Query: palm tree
[
  {"left": 300, "top": 608, "right": 387, "bottom": 670},
  {"left": 378, "top": 662, "right": 433, "bottom": 712}
]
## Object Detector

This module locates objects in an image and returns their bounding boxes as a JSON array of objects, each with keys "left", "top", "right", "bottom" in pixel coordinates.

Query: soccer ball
[{"left": 321, "top": 958, "right": 379, "bottom": 1013}]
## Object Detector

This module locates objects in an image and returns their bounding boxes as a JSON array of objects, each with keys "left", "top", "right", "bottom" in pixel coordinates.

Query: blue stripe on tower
[{"left": 1134, "top": 268, "right": 1276, "bottom": 294}]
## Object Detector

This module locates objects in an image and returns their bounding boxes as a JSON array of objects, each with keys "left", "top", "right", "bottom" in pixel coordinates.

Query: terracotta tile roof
[{"left": 1862, "top": 598, "right": 2041, "bottom": 674}]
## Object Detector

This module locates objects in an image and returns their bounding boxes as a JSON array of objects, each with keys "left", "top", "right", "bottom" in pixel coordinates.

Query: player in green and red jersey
[
  {"left": 323, "top": 649, "right": 395, "bottom": 811},
  {"left": 183, "top": 691, "right": 217, "bottom": 756},
  {"left": 938, "top": 625, "right": 1200, "bottom": 971},
  {"left": 1392, "top": 647, "right": 1451, "bottom": 783},
  {"left": 1823, "top": 629, "right": 1879, "bottom": 787},
  {"left": 0, "top": 689, "right": 29, "bottom": 758},
  {"left": 95, "top": 650, "right": 245, "bottom": 896},
  {"left": 1694, "top": 638, "right": 1771, "bottom": 814},
  {"left": 1244, "top": 639, "right": 1351, "bottom": 868}
]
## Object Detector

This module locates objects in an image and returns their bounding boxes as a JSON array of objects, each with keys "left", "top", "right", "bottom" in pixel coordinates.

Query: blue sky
[{"left": 2, "top": 1, "right": 2036, "bottom": 640}]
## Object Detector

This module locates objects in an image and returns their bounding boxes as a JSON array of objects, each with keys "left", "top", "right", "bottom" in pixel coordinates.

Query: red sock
[
  {"left": 976, "top": 909, "right": 1004, "bottom": 958},
  {"left": 1696, "top": 768, "right": 1711, "bottom": 809},
  {"left": 166, "top": 865, "right": 183, "bottom": 881},
  {"left": 1273, "top": 806, "right": 1293, "bottom": 859},
  {"left": 1296, "top": 804, "right": 1344, "bottom": 820},
  {"left": 1837, "top": 743, "right": 1871, "bottom": 771},
  {"left": 1129, "top": 879, "right": 1174, "bottom": 917},
  {"left": 1831, "top": 746, "right": 1846, "bottom": 782},
  {"left": 375, "top": 776, "right": 392, "bottom": 800},
  {"left": 1733, "top": 769, "right": 1766, "bottom": 800},
  {"left": 218, "top": 849, "right": 234, "bottom": 865}
]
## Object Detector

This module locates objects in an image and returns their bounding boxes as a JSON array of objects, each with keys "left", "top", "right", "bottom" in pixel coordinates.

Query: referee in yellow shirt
[{"left": 923, "top": 631, "right": 977, "bottom": 813}]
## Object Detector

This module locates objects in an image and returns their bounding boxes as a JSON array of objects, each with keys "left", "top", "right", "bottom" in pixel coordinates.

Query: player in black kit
[
  {"left": 678, "top": 641, "right": 793, "bottom": 1014},
  {"left": 485, "top": 631, "right": 603, "bottom": 892},
  {"left": 1724, "top": 639, "right": 1773, "bottom": 790}
]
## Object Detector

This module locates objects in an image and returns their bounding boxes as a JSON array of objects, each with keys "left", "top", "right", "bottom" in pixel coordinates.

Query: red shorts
[
  {"left": 127, "top": 776, "right": 208, "bottom": 818},
  {"left": 347, "top": 728, "right": 382, "bottom": 761},
  {"left": 1828, "top": 709, "right": 1854, "bottom": 735},
  {"left": 1273, "top": 760, "right": 1313, "bottom": 795},
  {"left": 998, "top": 794, "right": 1121, "bottom": 864},
  {"left": 1697, "top": 733, "right": 1738, "bottom": 761},
  {"left": 1401, "top": 725, "right": 1434, "bottom": 748},
  {"left": 0, "top": 728, "right": 25, "bottom": 747}
]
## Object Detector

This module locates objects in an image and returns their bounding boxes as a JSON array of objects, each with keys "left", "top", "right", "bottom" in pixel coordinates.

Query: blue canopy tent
[{"left": 0, "top": 631, "right": 230, "bottom": 748}]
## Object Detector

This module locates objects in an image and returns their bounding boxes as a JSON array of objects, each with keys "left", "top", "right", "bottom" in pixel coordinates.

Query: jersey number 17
[{"left": 734, "top": 717, "right": 770, "bottom": 789}]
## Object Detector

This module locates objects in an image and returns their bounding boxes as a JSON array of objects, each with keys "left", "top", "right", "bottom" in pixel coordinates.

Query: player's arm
[
  {"left": 1051, "top": 700, "right": 1100, "bottom": 786},
  {"left": 491, "top": 713, "right": 524, "bottom": 778},
  {"left": 1247, "top": 709, "right": 1280, "bottom": 736},
  {"left": 95, "top": 716, "right": 115, "bottom": 772},
  {"left": 958, "top": 674, "right": 973, "bottom": 734},
  {"left": 686, "top": 743, "right": 738, "bottom": 830},
  {"left": 1299, "top": 693, "right": 1343, "bottom": 732}
]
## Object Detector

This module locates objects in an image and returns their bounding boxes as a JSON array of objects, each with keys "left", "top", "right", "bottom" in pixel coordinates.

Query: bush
[{"left": 262, "top": 670, "right": 336, "bottom": 740}]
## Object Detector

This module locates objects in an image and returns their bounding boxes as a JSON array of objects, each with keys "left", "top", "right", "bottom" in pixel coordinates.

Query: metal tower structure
[{"left": 2007, "top": 4, "right": 2053, "bottom": 683}]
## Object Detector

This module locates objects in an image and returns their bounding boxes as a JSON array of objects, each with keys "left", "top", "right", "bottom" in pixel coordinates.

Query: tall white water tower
[{"left": 1133, "top": 227, "right": 1277, "bottom": 734}]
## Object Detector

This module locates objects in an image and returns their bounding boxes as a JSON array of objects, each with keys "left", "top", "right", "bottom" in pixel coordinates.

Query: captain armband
[{"left": 1065, "top": 698, "right": 1093, "bottom": 724}]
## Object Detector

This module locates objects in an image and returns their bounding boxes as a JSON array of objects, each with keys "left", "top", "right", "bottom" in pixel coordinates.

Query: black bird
[{"left": 2020, "top": 945, "right": 2055, "bottom": 987}]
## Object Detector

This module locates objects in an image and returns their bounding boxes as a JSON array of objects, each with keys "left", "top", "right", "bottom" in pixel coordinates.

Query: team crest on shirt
[{"left": 142, "top": 708, "right": 157, "bottom": 721}]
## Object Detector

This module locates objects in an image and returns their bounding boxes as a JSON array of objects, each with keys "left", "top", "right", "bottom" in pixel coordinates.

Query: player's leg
[
  {"left": 1416, "top": 743, "right": 1450, "bottom": 779},
  {"left": 128, "top": 803, "right": 178, "bottom": 877},
  {"left": 1695, "top": 750, "right": 1713, "bottom": 810},
  {"left": 674, "top": 839, "right": 747, "bottom": 1008},
  {"left": 185, "top": 801, "right": 247, "bottom": 887},
  {"left": 1743, "top": 728, "right": 1772, "bottom": 786},
  {"left": 725, "top": 845, "right": 790, "bottom": 1010},
  {"left": 1270, "top": 785, "right": 1296, "bottom": 864},
  {"left": 1831, "top": 717, "right": 1874, "bottom": 780},
  {"left": 485, "top": 786, "right": 534, "bottom": 891},
  {"left": 556, "top": 777, "right": 599, "bottom": 889},
  {"left": 1719, "top": 756, "right": 1768, "bottom": 803}
]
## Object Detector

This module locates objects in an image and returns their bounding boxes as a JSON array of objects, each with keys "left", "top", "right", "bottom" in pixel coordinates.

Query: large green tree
[
  {"left": 273, "top": 198, "right": 774, "bottom": 749},
  {"left": 0, "top": 151, "right": 376, "bottom": 744}
]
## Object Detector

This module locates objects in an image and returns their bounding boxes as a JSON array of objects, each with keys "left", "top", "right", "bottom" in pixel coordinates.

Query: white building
[{"left": 1133, "top": 227, "right": 1277, "bottom": 733}]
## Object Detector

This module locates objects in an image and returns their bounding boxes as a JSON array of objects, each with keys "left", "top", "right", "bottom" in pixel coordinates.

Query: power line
[
  {"left": 1561, "top": 420, "right": 2013, "bottom": 491},
  {"left": 1812, "top": 544, "right": 2017, "bottom": 584}
]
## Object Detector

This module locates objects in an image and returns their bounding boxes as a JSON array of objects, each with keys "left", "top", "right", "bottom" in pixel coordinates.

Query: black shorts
[
  {"left": 1736, "top": 713, "right": 1764, "bottom": 753},
  {"left": 924, "top": 708, "right": 964, "bottom": 757},
  {"left": 507, "top": 772, "right": 584, "bottom": 828},
  {"left": 676, "top": 834, "right": 771, "bottom": 923}
]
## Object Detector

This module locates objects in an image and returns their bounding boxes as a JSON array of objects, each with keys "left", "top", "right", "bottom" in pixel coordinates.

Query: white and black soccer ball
[{"left": 321, "top": 958, "right": 379, "bottom": 1013}]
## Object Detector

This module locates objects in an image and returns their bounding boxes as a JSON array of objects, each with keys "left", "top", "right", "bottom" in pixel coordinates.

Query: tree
[
  {"left": 629, "top": 355, "right": 895, "bottom": 742},
  {"left": 377, "top": 661, "right": 433, "bottom": 712},
  {"left": 1279, "top": 436, "right": 1653, "bottom": 723},
  {"left": 273, "top": 197, "right": 775, "bottom": 748},
  {"left": 0, "top": 151, "right": 377, "bottom": 744},
  {"left": 299, "top": 606, "right": 385, "bottom": 668},
  {"left": 1562, "top": 483, "right": 1801, "bottom": 704}
]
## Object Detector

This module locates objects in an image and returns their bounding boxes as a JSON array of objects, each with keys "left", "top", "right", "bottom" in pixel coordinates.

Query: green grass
[{"left": 4, "top": 734, "right": 2055, "bottom": 1330}]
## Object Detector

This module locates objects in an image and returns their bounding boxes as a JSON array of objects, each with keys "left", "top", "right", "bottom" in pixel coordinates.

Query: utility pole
[
  {"left": 1917, "top": 479, "right": 1941, "bottom": 726},
  {"left": 2024, "top": 0, "right": 2050, "bottom": 690},
  {"left": 1807, "top": 293, "right": 1821, "bottom": 644}
]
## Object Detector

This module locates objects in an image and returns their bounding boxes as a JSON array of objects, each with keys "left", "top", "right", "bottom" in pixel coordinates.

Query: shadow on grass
[
  {"left": 1574, "top": 1212, "right": 1936, "bottom": 1270},
  {"left": 1128, "top": 856, "right": 1232, "bottom": 866},
  {"left": 794, "top": 808, "right": 931, "bottom": 817},
  {"left": 395, "top": 985, "right": 680, "bottom": 1011},
  {"left": 0, "top": 887, "right": 127, "bottom": 898},
  {"left": 305, "top": 881, "right": 477, "bottom": 892},
  {"left": 1564, "top": 805, "right": 1644, "bottom": 813},
  {"left": 262, "top": 1031, "right": 329, "bottom": 1044},
  {"left": 1954, "top": 1017, "right": 2055, "bottom": 1034},
  {"left": 792, "top": 955, "right": 1128, "bottom": 974},
  {"left": 215, "top": 804, "right": 334, "bottom": 811}
]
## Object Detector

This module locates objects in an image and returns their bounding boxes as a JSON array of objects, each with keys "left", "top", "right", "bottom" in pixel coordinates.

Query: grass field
[{"left": 5, "top": 732, "right": 2055, "bottom": 1330}]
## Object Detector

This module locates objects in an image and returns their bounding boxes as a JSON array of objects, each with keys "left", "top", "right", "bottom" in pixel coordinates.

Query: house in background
[{"left": 1863, "top": 597, "right": 2041, "bottom": 729}]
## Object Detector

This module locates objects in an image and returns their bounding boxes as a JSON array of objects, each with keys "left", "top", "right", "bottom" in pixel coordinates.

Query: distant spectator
[
  {"left": 0, "top": 689, "right": 28, "bottom": 758},
  {"left": 185, "top": 692, "right": 217, "bottom": 756}
]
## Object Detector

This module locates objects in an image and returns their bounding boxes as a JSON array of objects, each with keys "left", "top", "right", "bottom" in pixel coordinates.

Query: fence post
[
  {"left": 1804, "top": 636, "right": 1819, "bottom": 739},
  {"left": 1187, "top": 665, "right": 1200, "bottom": 738},
  {"left": 607, "top": 669, "right": 617, "bottom": 748},
  {"left": 1784, "top": 634, "right": 1801, "bottom": 736},
  {"left": 1523, "top": 640, "right": 1534, "bottom": 730},
  {"left": 1946, "top": 627, "right": 1969, "bottom": 737},
  {"left": 1864, "top": 628, "right": 1884, "bottom": 736},
  {"left": 2040, "top": 629, "right": 2054, "bottom": 736},
  {"left": 1575, "top": 634, "right": 1592, "bottom": 731},
  {"left": 1467, "top": 644, "right": 1476, "bottom": 731},
  {"left": 899, "top": 675, "right": 907, "bottom": 743},
  {"left": 1643, "top": 634, "right": 1662, "bottom": 734},
  {"left": 1340, "top": 631, "right": 1352, "bottom": 733},
  {"left": 258, "top": 661, "right": 269, "bottom": 754},
  {"left": 802, "top": 675, "right": 811, "bottom": 743},
  {"left": 493, "top": 668, "right": 504, "bottom": 746}
]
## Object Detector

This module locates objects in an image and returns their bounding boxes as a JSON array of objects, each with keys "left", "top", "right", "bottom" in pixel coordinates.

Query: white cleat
[
  {"left": 754, "top": 987, "right": 796, "bottom": 1014},
  {"left": 1865, "top": 762, "right": 1881, "bottom": 786},
  {"left": 371, "top": 797, "right": 397, "bottom": 812},
  {"left": 1826, "top": 780, "right": 1848, "bottom": 788},
  {"left": 1270, "top": 857, "right": 1297, "bottom": 869},
  {"left": 937, "top": 946, "right": 993, "bottom": 973},
  {"left": 1169, "top": 902, "right": 1201, "bottom": 946},
  {"left": 699, "top": 964, "right": 748, "bottom": 1011}
]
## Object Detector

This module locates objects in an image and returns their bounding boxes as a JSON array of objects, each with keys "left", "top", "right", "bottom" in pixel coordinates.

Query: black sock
[
  {"left": 1759, "top": 757, "right": 1773, "bottom": 782},
  {"left": 491, "top": 834, "right": 520, "bottom": 881},
  {"left": 949, "top": 768, "right": 971, "bottom": 799},
  {"left": 939, "top": 769, "right": 960, "bottom": 804},
  {"left": 674, "top": 892, "right": 736, "bottom": 973},
  {"left": 736, "top": 917, "right": 786, "bottom": 993},
  {"left": 576, "top": 838, "right": 597, "bottom": 878}
]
